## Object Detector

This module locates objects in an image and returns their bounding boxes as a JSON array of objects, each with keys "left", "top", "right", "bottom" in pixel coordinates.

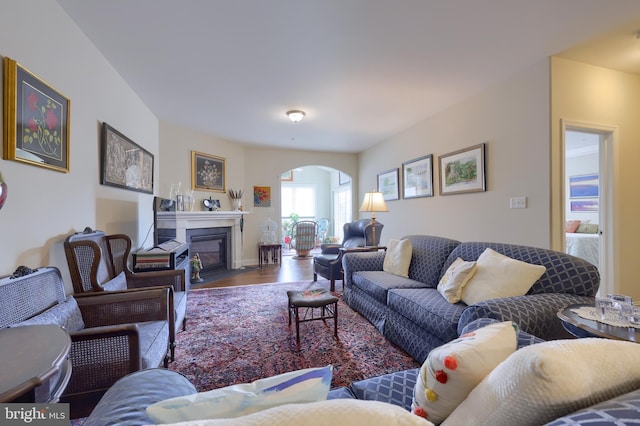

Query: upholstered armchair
[
  {"left": 316, "top": 218, "right": 330, "bottom": 245},
  {"left": 64, "top": 228, "right": 187, "bottom": 361},
  {"left": 290, "top": 220, "right": 318, "bottom": 258},
  {"left": 313, "top": 219, "right": 383, "bottom": 291}
]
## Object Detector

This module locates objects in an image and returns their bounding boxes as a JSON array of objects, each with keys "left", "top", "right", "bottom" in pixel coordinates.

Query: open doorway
[
  {"left": 562, "top": 121, "right": 616, "bottom": 295},
  {"left": 280, "top": 166, "right": 352, "bottom": 256}
]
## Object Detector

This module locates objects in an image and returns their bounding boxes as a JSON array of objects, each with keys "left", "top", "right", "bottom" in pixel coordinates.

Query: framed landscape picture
[
  {"left": 377, "top": 168, "right": 399, "bottom": 201},
  {"left": 3, "top": 57, "right": 70, "bottom": 172},
  {"left": 101, "top": 123, "right": 154, "bottom": 194},
  {"left": 402, "top": 154, "right": 433, "bottom": 199},
  {"left": 439, "top": 143, "right": 486, "bottom": 195},
  {"left": 192, "top": 151, "right": 226, "bottom": 192},
  {"left": 569, "top": 173, "right": 599, "bottom": 198}
]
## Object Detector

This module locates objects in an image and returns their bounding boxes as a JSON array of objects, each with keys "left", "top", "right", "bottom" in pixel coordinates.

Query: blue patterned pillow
[{"left": 10, "top": 297, "right": 84, "bottom": 331}]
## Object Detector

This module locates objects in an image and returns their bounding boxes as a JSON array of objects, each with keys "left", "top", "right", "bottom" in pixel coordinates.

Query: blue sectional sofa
[
  {"left": 83, "top": 319, "right": 640, "bottom": 425},
  {"left": 342, "top": 234, "right": 600, "bottom": 362}
]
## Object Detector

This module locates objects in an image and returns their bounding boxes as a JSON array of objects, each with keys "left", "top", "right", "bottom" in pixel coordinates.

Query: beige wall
[
  {"left": 0, "top": 0, "right": 158, "bottom": 290},
  {"left": 551, "top": 57, "right": 640, "bottom": 299},
  {"left": 159, "top": 122, "right": 358, "bottom": 264},
  {"left": 360, "top": 59, "right": 552, "bottom": 248}
]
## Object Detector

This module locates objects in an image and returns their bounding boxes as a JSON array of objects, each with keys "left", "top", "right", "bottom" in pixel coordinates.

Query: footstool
[{"left": 287, "top": 288, "right": 339, "bottom": 346}]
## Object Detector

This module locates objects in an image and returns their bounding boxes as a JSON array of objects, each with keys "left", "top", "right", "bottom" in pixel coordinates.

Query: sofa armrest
[
  {"left": 342, "top": 251, "right": 386, "bottom": 287},
  {"left": 458, "top": 293, "right": 595, "bottom": 341},
  {"left": 75, "top": 287, "right": 171, "bottom": 328},
  {"left": 66, "top": 324, "right": 142, "bottom": 395},
  {"left": 320, "top": 243, "right": 342, "bottom": 254}
]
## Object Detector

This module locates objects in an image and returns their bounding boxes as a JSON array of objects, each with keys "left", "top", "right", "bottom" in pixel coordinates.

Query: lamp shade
[{"left": 359, "top": 191, "right": 388, "bottom": 213}]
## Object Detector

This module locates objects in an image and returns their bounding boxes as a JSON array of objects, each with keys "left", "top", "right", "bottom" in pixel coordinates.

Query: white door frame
[{"left": 560, "top": 119, "right": 618, "bottom": 296}]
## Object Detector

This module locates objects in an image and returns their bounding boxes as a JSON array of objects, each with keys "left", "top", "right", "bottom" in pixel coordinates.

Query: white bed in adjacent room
[{"left": 566, "top": 233, "right": 599, "bottom": 268}]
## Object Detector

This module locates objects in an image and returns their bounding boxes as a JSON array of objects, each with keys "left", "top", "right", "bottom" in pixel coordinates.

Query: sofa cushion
[
  {"left": 138, "top": 320, "right": 170, "bottom": 369},
  {"left": 387, "top": 288, "right": 465, "bottom": 343},
  {"left": 352, "top": 271, "right": 428, "bottom": 304},
  {"left": 443, "top": 338, "right": 640, "bottom": 426},
  {"left": 383, "top": 239, "right": 413, "bottom": 278},
  {"left": 404, "top": 235, "right": 461, "bottom": 285},
  {"left": 437, "top": 257, "right": 477, "bottom": 303},
  {"left": 460, "top": 248, "right": 546, "bottom": 305},
  {"left": 412, "top": 321, "right": 517, "bottom": 424},
  {"left": 153, "top": 399, "right": 433, "bottom": 426},
  {"left": 147, "top": 365, "right": 333, "bottom": 423},
  {"left": 10, "top": 297, "right": 85, "bottom": 332},
  {"left": 102, "top": 271, "right": 127, "bottom": 291}
]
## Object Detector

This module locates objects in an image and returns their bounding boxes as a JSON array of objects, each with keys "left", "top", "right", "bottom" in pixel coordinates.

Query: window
[
  {"left": 282, "top": 185, "right": 316, "bottom": 219},
  {"left": 333, "top": 187, "right": 352, "bottom": 241}
]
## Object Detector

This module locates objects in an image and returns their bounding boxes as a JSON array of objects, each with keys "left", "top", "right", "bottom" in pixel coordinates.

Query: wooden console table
[
  {"left": 258, "top": 243, "right": 282, "bottom": 268},
  {"left": 0, "top": 324, "right": 72, "bottom": 403}
]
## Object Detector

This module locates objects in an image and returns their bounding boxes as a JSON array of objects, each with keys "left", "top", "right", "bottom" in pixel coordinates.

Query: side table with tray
[{"left": 557, "top": 304, "right": 640, "bottom": 343}]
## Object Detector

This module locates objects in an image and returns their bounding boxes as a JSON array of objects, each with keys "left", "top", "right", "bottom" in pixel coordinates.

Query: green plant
[{"left": 281, "top": 213, "right": 299, "bottom": 242}]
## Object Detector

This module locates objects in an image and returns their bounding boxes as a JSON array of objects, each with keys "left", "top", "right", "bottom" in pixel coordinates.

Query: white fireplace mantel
[{"left": 159, "top": 211, "right": 250, "bottom": 269}]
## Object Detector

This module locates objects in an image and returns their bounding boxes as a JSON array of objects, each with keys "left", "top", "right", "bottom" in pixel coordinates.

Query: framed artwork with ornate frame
[
  {"left": 438, "top": 143, "right": 486, "bottom": 195},
  {"left": 402, "top": 154, "right": 433, "bottom": 199},
  {"left": 101, "top": 123, "right": 154, "bottom": 194},
  {"left": 192, "top": 151, "right": 226, "bottom": 192},
  {"left": 3, "top": 57, "right": 70, "bottom": 172},
  {"left": 377, "top": 168, "right": 400, "bottom": 201}
]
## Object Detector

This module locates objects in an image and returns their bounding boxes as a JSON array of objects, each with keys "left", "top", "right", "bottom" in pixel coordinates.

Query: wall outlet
[{"left": 510, "top": 197, "right": 527, "bottom": 209}]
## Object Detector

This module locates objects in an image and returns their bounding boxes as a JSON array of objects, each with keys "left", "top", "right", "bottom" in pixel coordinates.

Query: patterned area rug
[{"left": 169, "top": 280, "right": 420, "bottom": 391}]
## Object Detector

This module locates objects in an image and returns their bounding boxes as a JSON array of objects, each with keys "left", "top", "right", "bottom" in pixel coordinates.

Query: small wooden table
[
  {"left": 258, "top": 243, "right": 282, "bottom": 268},
  {"left": 557, "top": 304, "right": 639, "bottom": 343},
  {"left": 0, "top": 324, "right": 72, "bottom": 403}
]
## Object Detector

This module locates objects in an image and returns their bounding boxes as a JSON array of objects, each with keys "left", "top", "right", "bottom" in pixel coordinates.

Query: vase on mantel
[{"left": 230, "top": 198, "right": 241, "bottom": 211}]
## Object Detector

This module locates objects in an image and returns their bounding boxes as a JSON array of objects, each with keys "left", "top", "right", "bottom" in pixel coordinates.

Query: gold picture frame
[
  {"left": 3, "top": 57, "right": 70, "bottom": 172},
  {"left": 192, "top": 151, "right": 226, "bottom": 192}
]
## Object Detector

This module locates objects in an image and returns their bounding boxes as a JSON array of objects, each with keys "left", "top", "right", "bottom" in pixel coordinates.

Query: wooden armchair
[
  {"left": 0, "top": 266, "right": 172, "bottom": 418},
  {"left": 64, "top": 228, "right": 187, "bottom": 361}
]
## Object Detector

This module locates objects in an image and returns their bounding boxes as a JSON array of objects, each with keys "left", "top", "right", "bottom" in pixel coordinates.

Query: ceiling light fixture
[{"left": 286, "top": 110, "right": 305, "bottom": 122}]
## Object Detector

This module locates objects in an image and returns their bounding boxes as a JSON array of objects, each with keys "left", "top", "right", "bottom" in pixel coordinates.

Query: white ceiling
[{"left": 57, "top": 0, "right": 640, "bottom": 153}]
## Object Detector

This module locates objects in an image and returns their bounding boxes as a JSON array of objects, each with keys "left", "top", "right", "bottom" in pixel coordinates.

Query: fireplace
[{"left": 186, "top": 226, "right": 232, "bottom": 282}]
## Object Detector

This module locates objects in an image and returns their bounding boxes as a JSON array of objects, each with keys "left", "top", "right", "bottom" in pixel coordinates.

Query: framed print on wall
[
  {"left": 569, "top": 173, "right": 599, "bottom": 198},
  {"left": 3, "top": 57, "right": 70, "bottom": 172},
  {"left": 439, "top": 143, "right": 486, "bottom": 195},
  {"left": 101, "top": 123, "right": 154, "bottom": 194},
  {"left": 192, "top": 151, "right": 226, "bottom": 192},
  {"left": 377, "top": 168, "right": 400, "bottom": 201},
  {"left": 402, "top": 154, "right": 433, "bottom": 199},
  {"left": 254, "top": 185, "right": 271, "bottom": 207}
]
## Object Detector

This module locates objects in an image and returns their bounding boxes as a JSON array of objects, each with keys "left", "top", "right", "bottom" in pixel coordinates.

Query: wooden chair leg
[
  {"left": 333, "top": 302, "right": 338, "bottom": 337},
  {"left": 295, "top": 306, "right": 300, "bottom": 346}
]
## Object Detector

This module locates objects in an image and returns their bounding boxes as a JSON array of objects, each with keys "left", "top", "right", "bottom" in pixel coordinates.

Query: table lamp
[{"left": 359, "top": 191, "right": 388, "bottom": 247}]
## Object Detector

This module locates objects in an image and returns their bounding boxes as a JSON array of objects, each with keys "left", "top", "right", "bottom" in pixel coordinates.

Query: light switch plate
[{"left": 510, "top": 197, "right": 527, "bottom": 209}]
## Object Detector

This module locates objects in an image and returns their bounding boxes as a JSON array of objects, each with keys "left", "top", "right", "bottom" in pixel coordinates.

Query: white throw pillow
[
  {"left": 147, "top": 366, "right": 333, "bottom": 423},
  {"left": 383, "top": 239, "right": 413, "bottom": 278},
  {"left": 460, "top": 248, "right": 546, "bottom": 305},
  {"left": 411, "top": 321, "right": 517, "bottom": 424},
  {"left": 160, "top": 399, "right": 434, "bottom": 426},
  {"left": 443, "top": 338, "right": 640, "bottom": 426},
  {"left": 437, "top": 258, "right": 477, "bottom": 303}
]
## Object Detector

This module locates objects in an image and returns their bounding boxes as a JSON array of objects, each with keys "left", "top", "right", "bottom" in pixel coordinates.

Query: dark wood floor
[{"left": 197, "top": 248, "right": 318, "bottom": 288}]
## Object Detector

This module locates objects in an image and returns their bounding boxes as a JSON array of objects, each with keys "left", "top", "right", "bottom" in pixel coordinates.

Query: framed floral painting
[
  {"left": 192, "top": 151, "right": 226, "bottom": 192},
  {"left": 254, "top": 185, "right": 271, "bottom": 207},
  {"left": 3, "top": 57, "right": 70, "bottom": 172}
]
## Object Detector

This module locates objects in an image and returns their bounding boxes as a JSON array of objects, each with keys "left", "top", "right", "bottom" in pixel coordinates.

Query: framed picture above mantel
[{"left": 192, "top": 151, "right": 226, "bottom": 192}]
